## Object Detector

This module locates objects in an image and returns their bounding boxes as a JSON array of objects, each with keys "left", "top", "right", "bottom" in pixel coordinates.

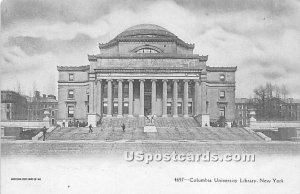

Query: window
[
  {"left": 6, "top": 104, "right": 10, "bottom": 109},
  {"left": 220, "top": 91, "right": 225, "bottom": 99},
  {"left": 68, "top": 90, "right": 74, "bottom": 99},
  {"left": 219, "top": 106, "right": 225, "bottom": 117},
  {"left": 113, "top": 102, "right": 118, "bottom": 114},
  {"left": 167, "top": 102, "right": 172, "bottom": 115},
  {"left": 103, "top": 102, "right": 107, "bottom": 114},
  {"left": 136, "top": 48, "right": 158, "bottom": 53},
  {"left": 123, "top": 102, "right": 129, "bottom": 114},
  {"left": 177, "top": 102, "right": 182, "bottom": 115},
  {"left": 68, "top": 106, "right": 74, "bottom": 117},
  {"left": 188, "top": 102, "right": 193, "bottom": 114},
  {"left": 69, "top": 74, "right": 74, "bottom": 81},
  {"left": 167, "top": 84, "right": 172, "bottom": 98},
  {"left": 220, "top": 74, "right": 225, "bottom": 81},
  {"left": 123, "top": 84, "right": 129, "bottom": 98},
  {"left": 51, "top": 110, "right": 55, "bottom": 116}
]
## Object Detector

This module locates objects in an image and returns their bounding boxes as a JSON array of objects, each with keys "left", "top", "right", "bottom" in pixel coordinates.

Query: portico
[{"left": 91, "top": 76, "right": 203, "bottom": 118}]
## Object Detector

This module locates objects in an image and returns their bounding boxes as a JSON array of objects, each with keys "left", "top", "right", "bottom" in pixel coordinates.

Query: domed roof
[
  {"left": 117, "top": 24, "right": 176, "bottom": 38},
  {"left": 99, "top": 24, "right": 195, "bottom": 50}
]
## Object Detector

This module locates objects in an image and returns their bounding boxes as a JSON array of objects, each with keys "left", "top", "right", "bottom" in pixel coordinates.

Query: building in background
[
  {"left": 57, "top": 24, "right": 237, "bottom": 126},
  {"left": 27, "top": 91, "right": 58, "bottom": 125},
  {"left": 1, "top": 91, "right": 28, "bottom": 121},
  {"left": 235, "top": 98, "right": 300, "bottom": 127}
]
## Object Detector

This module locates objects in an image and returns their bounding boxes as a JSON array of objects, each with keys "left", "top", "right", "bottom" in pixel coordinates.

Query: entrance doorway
[{"left": 144, "top": 95, "right": 151, "bottom": 115}]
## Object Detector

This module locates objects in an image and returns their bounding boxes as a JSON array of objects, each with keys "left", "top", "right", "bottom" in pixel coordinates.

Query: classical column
[
  {"left": 201, "top": 81, "right": 206, "bottom": 114},
  {"left": 183, "top": 79, "right": 189, "bottom": 117},
  {"left": 96, "top": 79, "right": 102, "bottom": 115},
  {"left": 162, "top": 79, "right": 168, "bottom": 117},
  {"left": 173, "top": 79, "right": 178, "bottom": 117},
  {"left": 117, "top": 79, "right": 123, "bottom": 117},
  {"left": 93, "top": 80, "right": 97, "bottom": 114},
  {"left": 89, "top": 81, "right": 95, "bottom": 113},
  {"left": 151, "top": 79, "right": 157, "bottom": 115},
  {"left": 194, "top": 80, "right": 201, "bottom": 116},
  {"left": 128, "top": 79, "right": 134, "bottom": 117},
  {"left": 139, "top": 79, "right": 145, "bottom": 117},
  {"left": 107, "top": 79, "right": 112, "bottom": 117}
]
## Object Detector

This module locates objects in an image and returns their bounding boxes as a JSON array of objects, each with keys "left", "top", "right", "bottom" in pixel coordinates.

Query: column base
[
  {"left": 183, "top": 114, "right": 189, "bottom": 118},
  {"left": 139, "top": 115, "right": 144, "bottom": 117},
  {"left": 162, "top": 114, "right": 168, "bottom": 117},
  {"left": 106, "top": 115, "right": 112, "bottom": 117},
  {"left": 117, "top": 115, "right": 123, "bottom": 118},
  {"left": 173, "top": 115, "right": 178, "bottom": 117},
  {"left": 128, "top": 114, "right": 134, "bottom": 117}
]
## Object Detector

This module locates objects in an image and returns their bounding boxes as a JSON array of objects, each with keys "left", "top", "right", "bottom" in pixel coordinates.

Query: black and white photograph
[{"left": 1, "top": 0, "right": 300, "bottom": 193}]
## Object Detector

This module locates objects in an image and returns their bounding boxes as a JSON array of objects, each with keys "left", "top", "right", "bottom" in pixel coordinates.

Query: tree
[
  {"left": 253, "top": 83, "right": 290, "bottom": 121},
  {"left": 16, "top": 80, "right": 22, "bottom": 95}
]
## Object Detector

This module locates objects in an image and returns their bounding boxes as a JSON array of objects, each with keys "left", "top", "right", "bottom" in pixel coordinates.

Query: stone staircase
[
  {"left": 101, "top": 116, "right": 200, "bottom": 129},
  {"left": 46, "top": 117, "right": 263, "bottom": 141},
  {"left": 154, "top": 117, "right": 199, "bottom": 128},
  {"left": 101, "top": 117, "right": 145, "bottom": 129}
]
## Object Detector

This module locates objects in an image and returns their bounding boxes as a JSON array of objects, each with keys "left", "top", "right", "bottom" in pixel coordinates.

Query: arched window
[{"left": 136, "top": 48, "right": 158, "bottom": 53}]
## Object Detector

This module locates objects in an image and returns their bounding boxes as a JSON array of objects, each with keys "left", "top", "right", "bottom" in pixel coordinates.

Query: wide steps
[{"left": 46, "top": 117, "right": 262, "bottom": 141}]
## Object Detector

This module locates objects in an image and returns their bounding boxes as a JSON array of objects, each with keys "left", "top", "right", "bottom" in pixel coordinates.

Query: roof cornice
[
  {"left": 99, "top": 37, "right": 195, "bottom": 50},
  {"left": 88, "top": 54, "right": 208, "bottom": 61},
  {"left": 206, "top": 66, "right": 237, "bottom": 72},
  {"left": 93, "top": 68, "right": 202, "bottom": 73},
  {"left": 57, "top": 65, "right": 90, "bottom": 71}
]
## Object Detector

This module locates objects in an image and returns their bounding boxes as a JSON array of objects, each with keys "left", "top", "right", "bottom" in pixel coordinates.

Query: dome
[{"left": 116, "top": 24, "right": 177, "bottom": 38}]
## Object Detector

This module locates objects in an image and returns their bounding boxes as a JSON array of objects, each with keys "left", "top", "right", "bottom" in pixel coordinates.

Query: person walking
[
  {"left": 121, "top": 123, "right": 125, "bottom": 132},
  {"left": 89, "top": 124, "right": 93, "bottom": 133},
  {"left": 42, "top": 126, "right": 47, "bottom": 141}
]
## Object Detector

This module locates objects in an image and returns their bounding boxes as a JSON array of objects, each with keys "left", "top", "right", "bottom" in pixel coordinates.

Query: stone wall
[
  {"left": 57, "top": 84, "right": 89, "bottom": 121},
  {"left": 59, "top": 71, "right": 88, "bottom": 82},
  {"left": 250, "top": 121, "right": 300, "bottom": 129},
  {"left": 207, "top": 87, "right": 235, "bottom": 122},
  {"left": 94, "top": 58, "right": 205, "bottom": 69},
  {"left": 1, "top": 121, "right": 50, "bottom": 128}
]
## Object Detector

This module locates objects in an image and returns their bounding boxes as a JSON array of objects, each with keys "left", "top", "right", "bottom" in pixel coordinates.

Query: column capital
[
  {"left": 173, "top": 79, "right": 179, "bottom": 83},
  {"left": 162, "top": 79, "right": 168, "bottom": 82},
  {"left": 117, "top": 79, "right": 123, "bottom": 82},
  {"left": 107, "top": 79, "right": 113, "bottom": 82},
  {"left": 128, "top": 79, "right": 134, "bottom": 82},
  {"left": 139, "top": 79, "right": 145, "bottom": 82},
  {"left": 151, "top": 79, "right": 157, "bottom": 82},
  {"left": 194, "top": 79, "right": 201, "bottom": 83},
  {"left": 95, "top": 79, "right": 102, "bottom": 84},
  {"left": 183, "top": 79, "right": 190, "bottom": 83}
]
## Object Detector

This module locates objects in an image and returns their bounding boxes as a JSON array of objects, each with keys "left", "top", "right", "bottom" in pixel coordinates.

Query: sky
[{"left": 1, "top": 0, "right": 300, "bottom": 98}]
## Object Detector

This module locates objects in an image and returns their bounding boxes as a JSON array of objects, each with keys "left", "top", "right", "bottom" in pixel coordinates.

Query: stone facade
[
  {"left": 235, "top": 98, "right": 300, "bottom": 127},
  {"left": 27, "top": 91, "right": 58, "bottom": 125},
  {"left": 1, "top": 91, "right": 28, "bottom": 121},
  {"left": 57, "top": 24, "right": 236, "bottom": 125}
]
